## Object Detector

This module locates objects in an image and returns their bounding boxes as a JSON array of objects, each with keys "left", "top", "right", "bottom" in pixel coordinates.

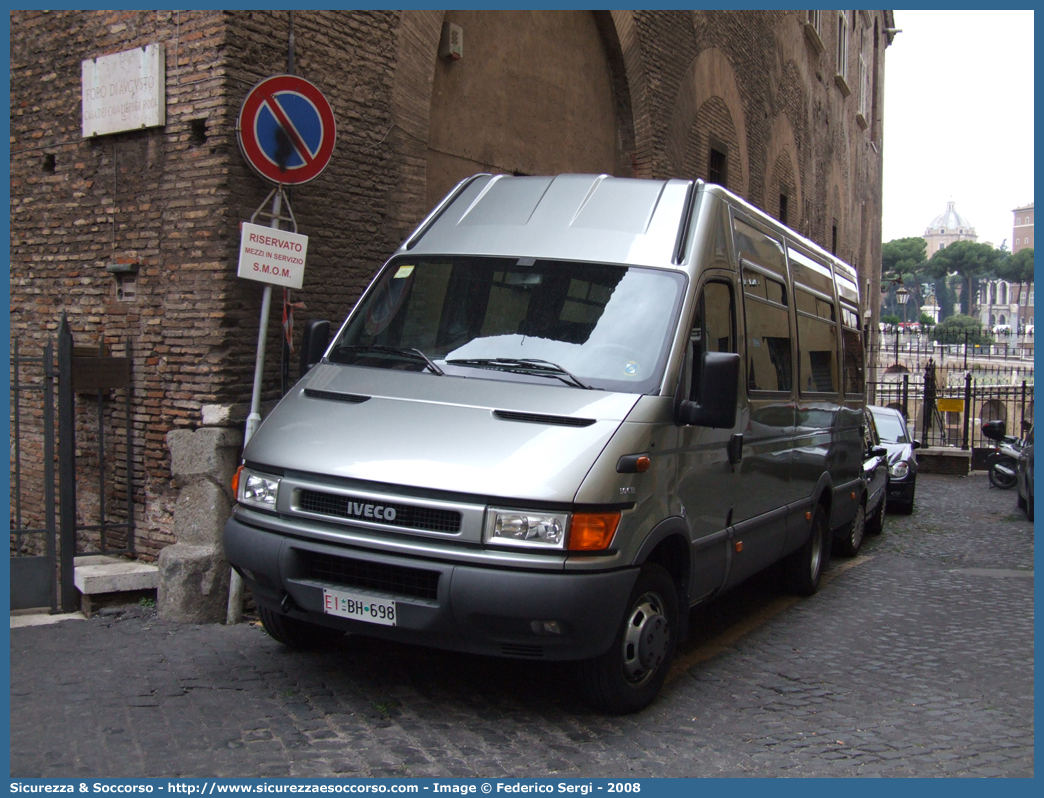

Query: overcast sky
[{"left": 881, "top": 10, "right": 1034, "bottom": 249}]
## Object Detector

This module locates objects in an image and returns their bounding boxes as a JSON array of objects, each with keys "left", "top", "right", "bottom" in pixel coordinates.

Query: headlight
[
  {"left": 485, "top": 509, "right": 567, "bottom": 549},
  {"left": 889, "top": 461, "right": 910, "bottom": 479},
  {"left": 236, "top": 468, "right": 281, "bottom": 512},
  {"left": 484, "top": 509, "right": 621, "bottom": 551}
]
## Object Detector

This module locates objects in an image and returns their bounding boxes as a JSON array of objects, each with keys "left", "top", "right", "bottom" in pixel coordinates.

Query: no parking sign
[{"left": 237, "top": 74, "right": 336, "bottom": 185}]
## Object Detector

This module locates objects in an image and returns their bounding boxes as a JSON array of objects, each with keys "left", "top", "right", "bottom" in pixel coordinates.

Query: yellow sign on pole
[{"left": 937, "top": 398, "right": 965, "bottom": 413}]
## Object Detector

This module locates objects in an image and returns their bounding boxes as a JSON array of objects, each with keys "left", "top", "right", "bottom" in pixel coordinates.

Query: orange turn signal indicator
[
  {"left": 568, "top": 512, "right": 621, "bottom": 551},
  {"left": 231, "top": 465, "right": 243, "bottom": 497}
]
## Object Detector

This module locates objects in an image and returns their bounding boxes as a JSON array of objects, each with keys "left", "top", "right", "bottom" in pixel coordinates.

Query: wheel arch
[
  {"left": 631, "top": 516, "right": 692, "bottom": 596},
  {"left": 630, "top": 516, "right": 692, "bottom": 641}
]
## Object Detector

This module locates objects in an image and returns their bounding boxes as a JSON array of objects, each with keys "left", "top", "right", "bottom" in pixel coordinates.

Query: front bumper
[
  {"left": 224, "top": 516, "right": 638, "bottom": 661},
  {"left": 886, "top": 475, "right": 916, "bottom": 504}
]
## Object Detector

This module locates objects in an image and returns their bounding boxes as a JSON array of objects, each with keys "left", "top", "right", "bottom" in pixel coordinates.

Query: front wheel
[
  {"left": 258, "top": 605, "right": 345, "bottom": 650},
  {"left": 578, "top": 563, "right": 679, "bottom": 715},
  {"left": 988, "top": 457, "right": 1018, "bottom": 489}
]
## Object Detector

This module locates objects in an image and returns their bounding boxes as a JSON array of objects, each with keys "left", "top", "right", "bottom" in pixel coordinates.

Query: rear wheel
[
  {"left": 578, "top": 563, "right": 679, "bottom": 715},
  {"left": 781, "top": 505, "right": 829, "bottom": 597},
  {"left": 258, "top": 605, "right": 345, "bottom": 650},
  {"left": 835, "top": 503, "right": 866, "bottom": 556},
  {"left": 988, "top": 457, "right": 1018, "bottom": 489},
  {"left": 866, "top": 492, "right": 887, "bottom": 535}
]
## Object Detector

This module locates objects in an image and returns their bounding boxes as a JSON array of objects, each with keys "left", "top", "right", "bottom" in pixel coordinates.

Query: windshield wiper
[
  {"left": 445, "top": 357, "right": 591, "bottom": 389},
  {"left": 337, "top": 344, "right": 444, "bottom": 375}
]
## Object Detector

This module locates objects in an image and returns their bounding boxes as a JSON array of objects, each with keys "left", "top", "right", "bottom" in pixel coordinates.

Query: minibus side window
[
  {"left": 690, "top": 281, "right": 736, "bottom": 399},
  {"left": 840, "top": 303, "right": 864, "bottom": 395},
  {"left": 742, "top": 264, "right": 792, "bottom": 393},
  {"left": 795, "top": 287, "right": 839, "bottom": 394}
]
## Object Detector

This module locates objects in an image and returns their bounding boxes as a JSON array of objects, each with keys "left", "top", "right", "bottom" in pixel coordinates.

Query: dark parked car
[
  {"left": 868, "top": 404, "right": 919, "bottom": 514},
  {"left": 835, "top": 408, "right": 888, "bottom": 556},
  {"left": 1017, "top": 424, "right": 1034, "bottom": 521}
]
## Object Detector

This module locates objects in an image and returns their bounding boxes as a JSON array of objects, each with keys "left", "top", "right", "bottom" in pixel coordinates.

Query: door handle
[{"left": 728, "top": 433, "right": 743, "bottom": 465}]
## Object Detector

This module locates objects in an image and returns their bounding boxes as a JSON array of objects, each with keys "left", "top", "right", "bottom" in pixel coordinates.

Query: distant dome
[{"left": 926, "top": 200, "right": 976, "bottom": 236}]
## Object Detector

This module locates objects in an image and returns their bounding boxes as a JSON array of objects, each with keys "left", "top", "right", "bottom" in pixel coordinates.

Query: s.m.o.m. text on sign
[
  {"left": 237, "top": 222, "right": 309, "bottom": 289},
  {"left": 81, "top": 44, "right": 165, "bottom": 138}
]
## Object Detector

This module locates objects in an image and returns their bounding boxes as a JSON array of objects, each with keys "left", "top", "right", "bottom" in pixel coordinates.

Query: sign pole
[
  {"left": 244, "top": 189, "right": 282, "bottom": 446},
  {"left": 230, "top": 71, "right": 334, "bottom": 625},
  {"left": 228, "top": 189, "right": 283, "bottom": 625}
]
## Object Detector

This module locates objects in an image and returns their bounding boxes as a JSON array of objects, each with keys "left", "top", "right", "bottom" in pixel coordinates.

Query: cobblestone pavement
[{"left": 10, "top": 473, "right": 1033, "bottom": 778}]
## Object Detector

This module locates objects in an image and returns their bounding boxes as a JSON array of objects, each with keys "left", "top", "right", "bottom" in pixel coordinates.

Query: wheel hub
[{"left": 622, "top": 595, "right": 670, "bottom": 684}]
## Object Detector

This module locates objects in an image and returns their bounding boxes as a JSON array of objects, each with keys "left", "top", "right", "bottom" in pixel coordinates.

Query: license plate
[{"left": 322, "top": 588, "right": 397, "bottom": 626}]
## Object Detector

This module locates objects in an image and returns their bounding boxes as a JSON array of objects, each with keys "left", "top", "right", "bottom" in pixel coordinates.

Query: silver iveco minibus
[{"left": 224, "top": 174, "right": 868, "bottom": 713}]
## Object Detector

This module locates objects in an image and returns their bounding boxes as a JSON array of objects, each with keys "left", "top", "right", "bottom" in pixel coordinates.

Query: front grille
[
  {"left": 501, "top": 643, "right": 545, "bottom": 658},
  {"left": 295, "top": 550, "right": 440, "bottom": 600},
  {"left": 298, "top": 489, "right": 462, "bottom": 533}
]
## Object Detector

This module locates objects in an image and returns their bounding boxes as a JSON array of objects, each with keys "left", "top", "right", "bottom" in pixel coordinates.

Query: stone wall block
[
  {"left": 159, "top": 425, "right": 242, "bottom": 623},
  {"left": 168, "top": 427, "right": 242, "bottom": 488},
  {"left": 157, "top": 544, "right": 230, "bottom": 624},
  {"left": 172, "top": 480, "right": 232, "bottom": 547}
]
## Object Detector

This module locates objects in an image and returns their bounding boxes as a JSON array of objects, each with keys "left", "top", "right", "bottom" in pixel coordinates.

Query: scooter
[{"left": 982, "top": 420, "right": 1022, "bottom": 490}]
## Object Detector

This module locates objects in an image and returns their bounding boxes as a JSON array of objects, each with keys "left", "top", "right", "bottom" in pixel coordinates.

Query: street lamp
[{"left": 894, "top": 286, "right": 910, "bottom": 365}]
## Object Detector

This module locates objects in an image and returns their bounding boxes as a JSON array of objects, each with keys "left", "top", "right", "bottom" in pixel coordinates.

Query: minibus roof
[{"left": 402, "top": 173, "right": 859, "bottom": 291}]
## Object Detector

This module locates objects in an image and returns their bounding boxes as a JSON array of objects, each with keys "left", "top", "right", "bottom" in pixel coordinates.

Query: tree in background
[
  {"left": 926, "top": 241, "right": 1006, "bottom": 317},
  {"left": 881, "top": 236, "right": 927, "bottom": 277},
  {"left": 997, "top": 247, "right": 1035, "bottom": 311},
  {"left": 880, "top": 237, "right": 930, "bottom": 318},
  {"left": 932, "top": 314, "right": 993, "bottom": 345}
]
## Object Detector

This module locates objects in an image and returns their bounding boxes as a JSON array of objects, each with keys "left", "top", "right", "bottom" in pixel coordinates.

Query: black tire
[
  {"left": 834, "top": 502, "right": 866, "bottom": 556},
  {"left": 578, "top": 563, "right": 679, "bottom": 715},
  {"left": 866, "top": 492, "right": 887, "bottom": 535},
  {"left": 258, "top": 605, "right": 345, "bottom": 650},
  {"left": 1017, "top": 491, "right": 1026, "bottom": 510},
  {"left": 781, "top": 504, "right": 829, "bottom": 597},
  {"left": 988, "top": 457, "right": 1018, "bottom": 489},
  {"left": 1027, "top": 493, "right": 1034, "bottom": 522}
]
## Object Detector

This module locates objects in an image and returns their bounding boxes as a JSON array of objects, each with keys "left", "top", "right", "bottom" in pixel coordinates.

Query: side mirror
[
  {"left": 911, "top": 440, "right": 921, "bottom": 450},
  {"left": 872, "top": 446, "right": 888, "bottom": 458},
  {"left": 677, "top": 351, "right": 740, "bottom": 428},
  {"left": 299, "top": 320, "right": 330, "bottom": 378}
]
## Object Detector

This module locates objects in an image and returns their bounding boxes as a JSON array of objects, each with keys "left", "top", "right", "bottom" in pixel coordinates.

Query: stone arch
[
  {"left": 667, "top": 48, "right": 749, "bottom": 196},
  {"left": 608, "top": 10, "right": 652, "bottom": 177},
  {"left": 387, "top": 10, "right": 641, "bottom": 225},
  {"left": 825, "top": 152, "right": 849, "bottom": 260},
  {"left": 981, "top": 398, "right": 1007, "bottom": 425},
  {"left": 764, "top": 113, "right": 803, "bottom": 227},
  {"left": 386, "top": 10, "right": 444, "bottom": 244}
]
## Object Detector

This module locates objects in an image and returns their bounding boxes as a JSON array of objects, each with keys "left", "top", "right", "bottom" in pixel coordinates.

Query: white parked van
[{"left": 225, "top": 174, "right": 868, "bottom": 713}]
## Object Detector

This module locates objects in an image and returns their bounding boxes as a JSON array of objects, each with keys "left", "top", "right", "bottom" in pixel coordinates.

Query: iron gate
[
  {"left": 10, "top": 317, "right": 138, "bottom": 612},
  {"left": 10, "top": 338, "right": 58, "bottom": 611}
]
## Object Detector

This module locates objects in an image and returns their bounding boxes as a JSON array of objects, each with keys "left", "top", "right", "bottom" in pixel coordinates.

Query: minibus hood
[{"left": 244, "top": 363, "right": 640, "bottom": 503}]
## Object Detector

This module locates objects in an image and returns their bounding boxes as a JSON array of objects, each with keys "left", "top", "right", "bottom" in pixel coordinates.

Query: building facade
[
  {"left": 10, "top": 10, "right": 894, "bottom": 559},
  {"left": 923, "top": 199, "right": 977, "bottom": 258},
  {"left": 1012, "top": 202, "right": 1033, "bottom": 253}
]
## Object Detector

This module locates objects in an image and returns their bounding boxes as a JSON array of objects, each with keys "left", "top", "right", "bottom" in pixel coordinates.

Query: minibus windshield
[{"left": 329, "top": 257, "right": 686, "bottom": 394}]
